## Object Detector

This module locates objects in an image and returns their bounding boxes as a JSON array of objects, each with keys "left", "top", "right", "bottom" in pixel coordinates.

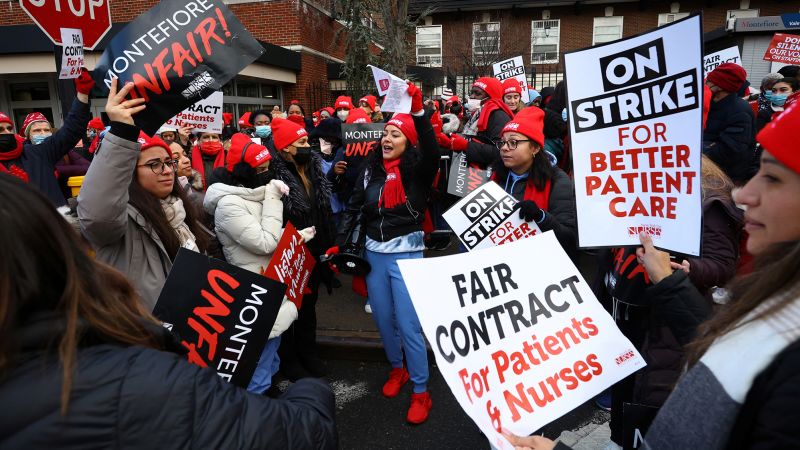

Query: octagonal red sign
[{"left": 19, "top": 0, "right": 112, "bottom": 50}]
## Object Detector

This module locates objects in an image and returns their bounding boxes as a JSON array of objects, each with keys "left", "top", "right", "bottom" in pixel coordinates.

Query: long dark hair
[
  {"left": 492, "top": 142, "right": 556, "bottom": 191},
  {"left": 0, "top": 174, "right": 165, "bottom": 414},
  {"left": 686, "top": 242, "right": 800, "bottom": 366},
  {"left": 128, "top": 172, "right": 209, "bottom": 259}
]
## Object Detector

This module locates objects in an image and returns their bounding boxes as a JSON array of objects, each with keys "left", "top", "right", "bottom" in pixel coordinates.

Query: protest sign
[
  {"left": 93, "top": 0, "right": 264, "bottom": 135},
  {"left": 153, "top": 248, "right": 285, "bottom": 388},
  {"left": 703, "top": 46, "right": 741, "bottom": 76},
  {"left": 492, "top": 56, "right": 530, "bottom": 103},
  {"left": 622, "top": 403, "right": 660, "bottom": 450},
  {"left": 163, "top": 91, "right": 224, "bottom": 134},
  {"left": 443, "top": 181, "right": 541, "bottom": 251},
  {"left": 59, "top": 28, "right": 84, "bottom": 80},
  {"left": 447, "top": 152, "right": 492, "bottom": 198},
  {"left": 341, "top": 122, "right": 383, "bottom": 171},
  {"left": 261, "top": 222, "right": 316, "bottom": 309},
  {"left": 398, "top": 233, "right": 646, "bottom": 449},
  {"left": 763, "top": 33, "right": 800, "bottom": 65},
  {"left": 369, "top": 65, "right": 411, "bottom": 113},
  {"left": 564, "top": 15, "right": 703, "bottom": 255}
]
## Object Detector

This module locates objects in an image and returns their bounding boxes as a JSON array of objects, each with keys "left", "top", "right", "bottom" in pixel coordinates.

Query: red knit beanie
[
  {"left": 385, "top": 114, "right": 418, "bottom": 146},
  {"left": 22, "top": 112, "right": 48, "bottom": 137},
  {"left": 345, "top": 108, "right": 371, "bottom": 124},
  {"left": 707, "top": 63, "right": 747, "bottom": 93},
  {"left": 334, "top": 96, "right": 353, "bottom": 110},
  {"left": 501, "top": 107, "right": 545, "bottom": 147},
  {"left": 473, "top": 77, "right": 503, "bottom": 100},
  {"left": 136, "top": 132, "right": 170, "bottom": 153},
  {"left": 222, "top": 112, "right": 233, "bottom": 125},
  {"left": 226, "top": 133, "right": 271, "bottom": 170},
  {"left": 272, "top": 117, "right": 308, "bottom": 151},
  {"left": 502, "top": 78, "right": 522, "bottom": 96},
  {"left": 359, "top": 95, "right": 377, "bottom": 111},
  {"left": 756, "top": 102, "right": 800, "bottom": 174},
  {"left": 87, "top": 117, "right": 105, "bottom": 131},
  {"left": 0, "top": 112, "right": 12, "bottom": 126}
]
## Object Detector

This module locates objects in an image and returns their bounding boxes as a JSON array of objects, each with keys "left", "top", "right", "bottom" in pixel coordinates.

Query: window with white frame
[
  {"left": 473, "top": 22, "right": 500, "bottom": 61},
  {"left": 727, "top": 9, "right": 759, "bottom": 20},
  {"left": 416, "top": 25, "right": 442, "bottom": 67},
  {"left": 658, "top": 12, "right": 689, "bottom": 26},
  {"left": 593, "top": 17, "right": 623, "bottom": 45},
  {"left": 531, "top": 19, "right": 560, "bottom": 63}
]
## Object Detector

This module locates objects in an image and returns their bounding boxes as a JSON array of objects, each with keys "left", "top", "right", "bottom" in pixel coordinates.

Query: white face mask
[
  {"left": 466, "top": 99, "right": 482, "bottom": 111},
  {"left": 336, "top": 110, "right": 350, "bottom": 121},
  {"left": 319, "top": 138, "right": 333, "bottom": 155}
]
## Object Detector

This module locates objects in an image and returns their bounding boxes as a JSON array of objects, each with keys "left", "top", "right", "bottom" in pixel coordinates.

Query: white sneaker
[{"left": 364, "top": 303, "right": 372, "bottom": 314}]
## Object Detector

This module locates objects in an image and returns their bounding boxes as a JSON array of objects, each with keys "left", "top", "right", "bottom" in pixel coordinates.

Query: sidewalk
[{"left": 556, "top": 420, "right": 612, "bottom": 450}]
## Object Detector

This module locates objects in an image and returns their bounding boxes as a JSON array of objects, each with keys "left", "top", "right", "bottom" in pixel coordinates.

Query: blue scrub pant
[{"left": 247, "top": 336, "right": 281, "bottom": 394}]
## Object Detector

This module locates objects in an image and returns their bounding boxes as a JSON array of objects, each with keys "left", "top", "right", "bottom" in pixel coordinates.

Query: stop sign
[{"left": 19, "top": 0, "right": 112, "bottom": 50}]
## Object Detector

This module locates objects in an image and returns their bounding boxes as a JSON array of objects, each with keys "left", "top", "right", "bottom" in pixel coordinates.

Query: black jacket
[
  {"left": 464, "top": 108, "right": 512, "bottom": 167},
  {"left": 5, "top": 98, "right": 91, "bottom": 207},
  {"left": 0, "top": 316, "right": 337, "bottom": 449},
  {"left": 338, "top": 113, "right": 439, "bottom": 244},
  {"left": 703, "top": 94, "right": 756, "bottom": 183}
]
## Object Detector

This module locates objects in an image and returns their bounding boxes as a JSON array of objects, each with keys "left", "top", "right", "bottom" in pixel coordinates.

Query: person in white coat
[{"left": 204, "top": 133, "right": 315, "bottom": 394}]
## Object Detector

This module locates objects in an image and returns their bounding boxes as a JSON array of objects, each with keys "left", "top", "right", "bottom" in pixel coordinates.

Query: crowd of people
[{"left": 0, "top": 60, "right": 799, "bottom": 449}]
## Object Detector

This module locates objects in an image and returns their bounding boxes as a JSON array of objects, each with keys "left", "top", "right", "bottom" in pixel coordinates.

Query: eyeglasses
[
  {"left": 138, "top": 159, "right": 178, "bottom": 175},
  {"left": 495, "top": 139, "right": 533, "bottom": 150}
]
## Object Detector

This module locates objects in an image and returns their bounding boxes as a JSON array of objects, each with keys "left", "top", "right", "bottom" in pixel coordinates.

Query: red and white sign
[
  {"left": 59, "top": 28, "right": 84, "bottom": 79},
  {"left": 163, "top": 91, "right": 224, "bottom": 134},
  {"left": 398, "top": 233, "right": 645, "bottom": 449},
  {"left": 20, "top": 0, "right": 112, "bottom": 50},
  {"left": 763, "top": 33, "right": 800, "bottom": 65},
  {"left": 261, "top": 222, "right": 316, "bottom": 309}
]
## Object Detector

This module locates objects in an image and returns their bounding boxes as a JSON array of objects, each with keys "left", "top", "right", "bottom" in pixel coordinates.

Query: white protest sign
[
  {"left": 703, "top": 46, "right": 741, "bottom": 76},
  {"left": 164, "top": 91, "right": 224, "bottom": 134},
  {"left": 398, "top": 233, "right": 646, "bottom": 449},
  {"left": 564, "top": 15, "right": 703, "bottom": 255},
  {"left": 369, "top": 65, "right": 411, "bottom": 113},
  {"left": 59, "top": 28, "right": 84, "bottom": 80},
  {"left": 493, "top": 56, "right": 530, "bottom": 103},
  {"left": 443, "top": 181, "right": 541, "bottom": 251}
]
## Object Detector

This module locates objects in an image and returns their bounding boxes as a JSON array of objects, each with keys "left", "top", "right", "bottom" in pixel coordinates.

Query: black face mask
[
  {"left": 293, "top": 146, "right": 312, "bottom": 165},
  {"left": 450, "top": 104, "right": 462, "bottom": 115},
  {"left": 0, "top": 134, "right": 17, "bottom": 152},
  {"left": 255, "top": 170, "right": 273, "bottom": 187}
]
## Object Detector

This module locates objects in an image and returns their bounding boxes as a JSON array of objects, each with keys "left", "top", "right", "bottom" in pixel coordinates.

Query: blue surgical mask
[
  {"left": 255, "top": 125, "right": 272, "bottom": 138},
  {"left": 561, "top": 108, "right": 568, "bottom": 122},
  {"left": 763, "top": 91, "right": 774, "bottom": 102},
  {"left": 31, "top": 133, "right": 51, "bottom": 145},
  {"left": 771, "top": 93, "right": 788, "bottom": 107}
]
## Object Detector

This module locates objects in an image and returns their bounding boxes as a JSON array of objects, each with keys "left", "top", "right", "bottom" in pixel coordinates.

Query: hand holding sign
[
  {"left": 105, "top": 78, "right": 146, "bottom": 126},
  {"left": 636, "top": 232, "right": 673, "bottom": 283}
]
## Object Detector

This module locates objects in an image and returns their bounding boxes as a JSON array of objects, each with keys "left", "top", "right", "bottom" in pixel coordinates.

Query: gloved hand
[
  {"left": 517, "top": 200, "right": 544, "bottom": 223},
  {"left": 298, "top": 226, "right": 316, "bottom": 243},
  {"left": 324, "top": 246, "right": 340, "bottom": 273},
  {"left": 436, "top": 132, "right": 452, "bottom": 149},
  {"left": 265, "top": 179, "right": 290, "bottom": 199},
  {"left": 450, "top": 134, "right": 469, "bottom": 152},
  {"left": 75, "top": 69, "right": 95, "bottom": 95},
  {"left": 352, "top": 275, "right": 368, "bottom": 298},
  {"left": 407, "top": 82, "right": 424, "bottom": 114}
]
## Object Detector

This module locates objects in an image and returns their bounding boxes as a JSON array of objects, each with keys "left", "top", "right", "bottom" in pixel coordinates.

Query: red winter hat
[
  {"left": 334, "top": 96, "right": 353, "bottom": 110},
  {"left": 290, "top": 99, "right": 300, "bottom": 105},
  {"left": 707, "top": 63, "right": 747, "bottom": 93},
  {"left": 431, "top": 111, "right": 443, "bottom": 133},
  {"left": 272, "top": 117, "right": 308, "bottom": 151},
  {"left": 502, "top": 78, "right": 522, "bottom": 96},
  {"left": 22, "top": 112, "right": 49, "bottom": 136},
  {"left": 473, "top": 77, "right": 503, "bottom": 100},
  {"left": 322, "top": 107, "right": 335, "bottom": 116},
  {"left": 385, "top": 114, "right": 418, "bottom": 147},
  {"left": 345, "top": 108, "right": 371, "bottom": 124},
  {"left": 756, "top": 102, "right": 800, "bottom": 174},
  {"left": 136, "top": 131, "right": 170, "bottom": 153},
  {"left": 238, "top": 111, "right": 253, "bottom": 128},
  {"left": 445, "top": 95, "right": 459, "bottom": 105},
  {"left": 359, "top": 95, "right": 377, "bottom": 111},
  {"left": 0, "top": 112, "right": 13, "bottom": 126},
  {"left": 87, "top": 117, "right": 105, "bottom": 131},
  {"left": 226, "top": 133, "right": 271, "bottom": 170},
  {"left": 501, "top": 106, "right": 545, "bottom": 147},
  {"left": 222, "top": 112, "right": 233, "bottom": 125},
  {"left": 287, "top": 114, "right": 306, "bottom": 126}
]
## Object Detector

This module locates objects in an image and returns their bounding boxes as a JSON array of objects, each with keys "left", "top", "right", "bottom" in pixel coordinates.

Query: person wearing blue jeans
[
  {"left": 328, "top": 83, "right": 439, "bottom": 424},
  {"left": 247, "top": 336, "right": 282, "bottom": 394}
]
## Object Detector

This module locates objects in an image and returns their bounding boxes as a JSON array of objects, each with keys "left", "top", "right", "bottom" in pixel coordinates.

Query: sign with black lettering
[
  {"left": 342, "top": 123, "right": 383, "bottom": 170},
  {"left": 163, "top": 91, "right": 223, "bottom": 133},
  {"left": 447, "top": 152, "right": 492, "bottom": 198},
  {"left": 92, "top": 0, "right": 264, "bottom": 135},
  {"left": 397, "top": 233, "right": 645, "bottom": 450},
  {"left": 492, "top": 56, "right": 530, "bottom": 103},
  {"left": 443, "top": 181, "right": 541, "bottom": 251},
  {"left": 564, "top": 15, "right": 703, "bottom": 255},
  {"left": 153, "top": 249, "right": 286, "bottom": 388},
  {"left": 622, "top": 403, "right": 659, "bottom": 450},
  {"left": 703, "top": 46, "right": 741, "bottom": 76}
]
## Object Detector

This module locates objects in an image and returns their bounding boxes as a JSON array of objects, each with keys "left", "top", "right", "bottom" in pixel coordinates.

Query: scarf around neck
[
  {"left": 160, "top": 195, "right": 198, "bottom": 251},
  {"left": 379, "top": 158, "right": 407, "bottom": 209}
]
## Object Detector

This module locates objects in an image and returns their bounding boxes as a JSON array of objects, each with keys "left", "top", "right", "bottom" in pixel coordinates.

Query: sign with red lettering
[
  {"left": 261, "top": 222, "right": 316, "bottom": 309},
  {"left": 92, "top": 0, "right": 264, "bottom": 135},
  {"left": 163, "top": 91, "right": 224, "bottom": 133},
  {"left": 763, "top": 33, "right": 800, "bottom": 65},
  {"left": 20, "top": 0, "right": 112, "bottom": 50},
  {"left": 342, "top": 123, "right": 383, "bottom": 171},
  {"left": 447, "top": 153, "right": 492, "bottom": 198},
  {"left": 153, "top": 249, "right": 286, "bottom": 388},
  {"left": 564, "top": 15, "right": 703, "bottom": 255},
  {"left": 397, "top": 233, "right": 645, "bottom": 449},
  {"left": 443, "top": 181, "right": 541, "bottom": 251}
]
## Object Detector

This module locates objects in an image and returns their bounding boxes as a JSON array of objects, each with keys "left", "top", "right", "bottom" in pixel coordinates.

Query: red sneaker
[
  {"left": 382, "top": 367, "right": 409, "bottom": 398},
  {"left": 406, "top": 391, "right": 432, "bottom": 424}
]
